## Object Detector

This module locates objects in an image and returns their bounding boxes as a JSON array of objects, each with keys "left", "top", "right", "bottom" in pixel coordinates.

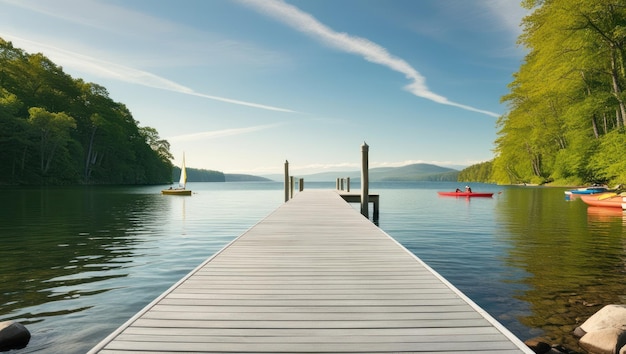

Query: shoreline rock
[
  {"left": 574, "top": 304, "right": 626, "bottom": 354},
  {"left": 0, "top": 321, "right": 30, "bottom": 351},
  {"left": 524, "top": 338, "right": 580, "bottom": 354}
]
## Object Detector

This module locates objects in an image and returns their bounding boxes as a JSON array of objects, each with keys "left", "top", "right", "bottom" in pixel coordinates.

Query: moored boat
[
  {"left": 437, "top": 191, "right": 494, "bottom": 197},
  {"left": 162, "top": 188, "right": 192, "bottom": 196},
  {"left": 579, "top": 193, "right": 626, "bottom": 209},
  {"left": 564, "top": 186, "right": 608, "bottom": 196},
  {"left": 162, "top": 153, "right": 192, "bottom": 196}
]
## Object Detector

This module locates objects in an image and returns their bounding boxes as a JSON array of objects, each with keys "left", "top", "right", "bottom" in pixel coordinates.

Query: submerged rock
[
  {"left": 0, "top": 321, "right": 30, "bottom": 351},
  {"left": 525, "top": 338, "right": 552, "bottom": 353},
  {"left": 523, "top": 338, "right": 578, "bottom": 354},
  {"left": 579, "top": 328, "right": 626, "bottom": 354},
  {"left": 575, "top": 304, "right": 626, "bottom": 354}
]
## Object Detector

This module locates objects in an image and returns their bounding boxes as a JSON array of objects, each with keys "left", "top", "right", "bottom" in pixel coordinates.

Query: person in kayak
[{"left": 465, "top": 186, "right": 472, "bottom": 192}]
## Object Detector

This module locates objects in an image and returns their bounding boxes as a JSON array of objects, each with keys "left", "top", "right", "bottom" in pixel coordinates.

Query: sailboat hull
[
  {"left": 163, "top": 153, "right": 191, "bottom": 196},
  {"left": 161, "top": 189, "right": 192, "bottom": 196}
]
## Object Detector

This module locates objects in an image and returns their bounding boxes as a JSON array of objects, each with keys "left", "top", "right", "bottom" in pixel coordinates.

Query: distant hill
[
  {"left": 225, "top": 174, "right": 272, "bottom": 182},
  {"left": 179, "top": 163, "right": 458, "bottom": 183},
  {"left": 265, "top": 163, "right": 459, "bottom": 182},
  {"left": 371, "top": 164, "right": 459, "bottom": 181},
  {"left": 174, "top": 167, "right": 224, "bottom": 182},
  {"left": 173, "top": 167, "right": 272, "bottom": 182}
]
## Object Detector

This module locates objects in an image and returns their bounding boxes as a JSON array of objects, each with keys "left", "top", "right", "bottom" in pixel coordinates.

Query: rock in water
[
  {"left": 576, "top": 304, "right": 626, "bottom": 354},
  {"left": 578, "top": 304, "right": 626, "bottom": 334},
  {"left": 0, "top": 321, "right": 30, "bottom": 351}
]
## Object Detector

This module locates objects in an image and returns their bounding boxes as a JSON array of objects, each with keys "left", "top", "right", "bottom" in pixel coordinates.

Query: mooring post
[
  {"left": 361, "top": 142, "right": 369, "bottom": 218},
  {"left": 284, "top": 160, "right": 289, "bottom": 202},
  {"left": 290, "top": 176, "right": 294, "bottom": 199},
  {"left": 346, "top": 177, "right": 350, "bottom": 192},
  {"left": 299, "top": 178, "right": 304, "bottom": 192}
]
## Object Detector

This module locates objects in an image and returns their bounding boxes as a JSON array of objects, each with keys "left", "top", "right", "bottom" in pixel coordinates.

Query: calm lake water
[{"left": 1, "top": 181, "right": 625, "bottom": 353}]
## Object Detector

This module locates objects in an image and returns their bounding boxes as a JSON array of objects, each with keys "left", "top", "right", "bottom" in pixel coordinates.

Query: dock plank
[{"left": 89, "top": 190, "right": 532, "bottom": 353}]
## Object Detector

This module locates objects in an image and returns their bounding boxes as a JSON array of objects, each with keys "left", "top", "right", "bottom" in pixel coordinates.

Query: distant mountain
[
  {"left": 371, "top": 164, "right": 459, "bottom": 181},
  {"left": 265, "top": 163, "right": 459, "bottom": 182},
  {"left": 182, "top": 163, "right": 459, "bottom": 183},
  {"left": 225, "top": 174, "right": 272, "bottom": 182},
  {"left": 175, "top": 167, "right": 270, "bottom": 182},
  {"left": 175, "top": 166, "right": 224, "bottom": 182}
]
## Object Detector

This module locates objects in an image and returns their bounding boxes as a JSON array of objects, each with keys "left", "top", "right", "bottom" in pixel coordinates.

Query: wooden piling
[
  {"left": 284, "top": 160, "right": 289, "bottom": 202},
  {"left": 361, "top": 142, "right": 369, "bottom": 218}
]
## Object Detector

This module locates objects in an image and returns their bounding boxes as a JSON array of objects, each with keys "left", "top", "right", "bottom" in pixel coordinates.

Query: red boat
[
  {"left": 437, "top": 191, "right": 494, "bottom": 197},
  {"left": 580, "top": 193, "right": 626, "bottom": 209}
]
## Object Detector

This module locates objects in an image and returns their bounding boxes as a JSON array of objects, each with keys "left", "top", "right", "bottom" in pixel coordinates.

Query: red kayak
[{"left": 437, "top": 191, "right": 494, "bottom": 197}]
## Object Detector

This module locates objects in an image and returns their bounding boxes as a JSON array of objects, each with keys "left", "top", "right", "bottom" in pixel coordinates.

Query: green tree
[
  {"left": 588, "top": 129, "right": 626, "bottom": 182},
  {"left": 458, "top": 160, "right": 495, "bottom": 183},
  {"left": 27, "top": 107, "right": 76, "bottom": 177},
  {"left": 140, "top": 126, "right": 173, "bottom": 163},
  {"left": 494, "top": 0, "right": 626, "bottom": 185},
  {"left": 0, "top": 89, "right": 32, "bottom": 183}
]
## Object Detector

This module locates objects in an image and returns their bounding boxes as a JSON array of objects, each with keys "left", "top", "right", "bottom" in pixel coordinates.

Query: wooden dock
[{"left": 89, "top": 190, "right": 532, "bottom": 353}]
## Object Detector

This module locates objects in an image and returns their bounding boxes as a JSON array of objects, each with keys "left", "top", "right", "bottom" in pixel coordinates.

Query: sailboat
[{"left": 162, "top": 153, "right": 192, "bottom": 196}]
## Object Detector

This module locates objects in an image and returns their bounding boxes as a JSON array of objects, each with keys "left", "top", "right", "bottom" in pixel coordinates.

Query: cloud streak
[
  {"left": 478, "top": 0, "right": 528, "bottom": 37},
  {"left": 237, "top": 0, "right": 500, "bottom": 118},
  {"left": 0, "top": 33, "right": 295, "bottom": 113},
  {"left": 167, "top": 123, "right": 285, "bottom": 142}
]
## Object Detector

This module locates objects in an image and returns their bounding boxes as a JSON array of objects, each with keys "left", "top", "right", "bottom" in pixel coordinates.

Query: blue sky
[{"left": 0, "top": 0, "right": 529, "bottom": 175}]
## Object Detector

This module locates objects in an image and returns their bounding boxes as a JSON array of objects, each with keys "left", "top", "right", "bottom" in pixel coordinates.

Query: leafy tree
[
  {"left": 588, "top": 129, "right": 626, "bottom": 183},
  {"left": 492, "top": 0, "right": 626, "bottom": 186},
  {"left": 0, "top": 89, "right": 32, "bottom": 183},
  {"left": 140, "top": 126, "right": 173, "bottom": 163},
  {"left": 458, "top": 160, "right": 495, "bottom": 183},
  {"left": 27, "top": 107, "right": 76, "bottom": 176}
]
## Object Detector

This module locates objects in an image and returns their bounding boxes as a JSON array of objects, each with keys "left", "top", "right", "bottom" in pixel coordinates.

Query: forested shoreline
[
  {"left": 6, "top": 0, "right": 626, "bottom": 189},
  {"left": 462, "top": 0, "right": 626, "bottom": 186},
  {"left": 0, "top": 38, "right": 173, "bottom": 185}
]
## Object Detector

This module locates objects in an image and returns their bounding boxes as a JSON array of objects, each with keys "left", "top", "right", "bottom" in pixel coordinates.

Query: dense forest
[
  {"left": 463, "top": 0, "right": 626, "bottom": 186},
  {"left": 0, "top": 38, "right": 172, "bottom": 185}
]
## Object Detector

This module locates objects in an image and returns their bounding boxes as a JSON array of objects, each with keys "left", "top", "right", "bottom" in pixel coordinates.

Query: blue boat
[
  {"left": 566, "top": 187, "right": 608, "bottom": 195},
  {"left": 565, "top": 186, "right": 608, "bottom": 200}
]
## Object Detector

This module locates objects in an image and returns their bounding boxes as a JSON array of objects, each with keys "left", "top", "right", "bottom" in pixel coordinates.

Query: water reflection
[
  {"left": 495, "top": 186, "right": 626, "bottom": 349},
  {"left": 587, "top": 207, "right": 626, "bottom": 224},
  {"left": 0, "top": 186, "right": 171, "bottom": 351},
  {"left": 2, "top": 182, "right": 625, "bottom": 353},
  {"left": 0, "top": 183, "right": 284, "bottom": 353}
]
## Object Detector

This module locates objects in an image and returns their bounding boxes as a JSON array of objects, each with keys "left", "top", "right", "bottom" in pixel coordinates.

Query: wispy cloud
[
  {"left": 0, "top": 0, "right": 177, "bottom": 37},
  {"left": 167, "top": 123, "right": 284, "bottom": 142},
  {"left": 237, "top": 0, "right": 500, "bottom": 118},
  {"left": 478, "top": 0, "right": 529, "bottom": 37},
  {"left": 0, "top": 34, "right": 295, "bottom": 113}
]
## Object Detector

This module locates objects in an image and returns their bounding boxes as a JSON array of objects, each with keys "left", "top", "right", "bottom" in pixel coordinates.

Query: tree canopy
[
  {"left": 487, "top": 0, "right": 626, "bottom": 185},
  {"left": 0, "top": 38, "right": 172, "bottom": 185}
]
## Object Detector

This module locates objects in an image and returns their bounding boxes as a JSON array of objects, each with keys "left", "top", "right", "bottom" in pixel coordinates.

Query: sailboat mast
[{"left": 179, "top": 153, "right": 187, "bottom": 189}]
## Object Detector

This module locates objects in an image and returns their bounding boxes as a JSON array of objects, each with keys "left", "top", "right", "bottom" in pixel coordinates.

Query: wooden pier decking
[{"left": 89, "top": 190, "right": 533, "bottom": 353}]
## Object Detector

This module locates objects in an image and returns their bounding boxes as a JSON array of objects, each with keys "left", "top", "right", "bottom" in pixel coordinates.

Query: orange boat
[{"left": 579, "top": 193, "right": 626, "bottom": 209}]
